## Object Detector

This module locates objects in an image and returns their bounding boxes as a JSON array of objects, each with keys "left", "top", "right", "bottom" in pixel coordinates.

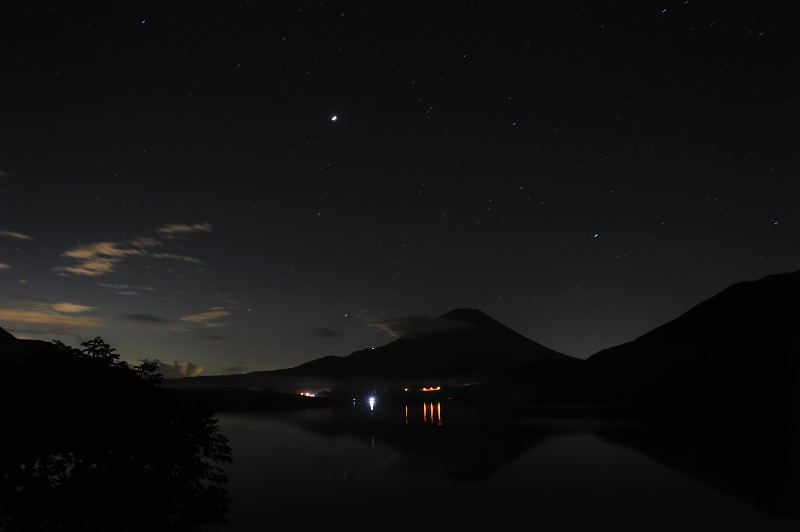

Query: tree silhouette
[{"left": 80, "top": 336, "right": 120, "bottom": 363}]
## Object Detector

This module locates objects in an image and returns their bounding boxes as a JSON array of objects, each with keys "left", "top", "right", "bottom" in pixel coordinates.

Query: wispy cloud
[
  {"left": 7, "top": 326, "right": 72, "bottom": 337},
  {"left": 98, "top": 283, "right": 158, "bottom": 296},
  {"left": 0, "top": 307, "right": 105, "bottom": 328},
  {"left": 0, "top": 230, "right": 33, "bottom": 241},
  {"left": 129, "top": 237, "right": 162, "bottom": 248},
  {"left": 55, "top": 224, "right": 211, "bottom": 277},
  {"left": 180, "top": 309, "right": 231, "bottom": 328},
  {"left": 125, "top": 313, "right": 168, "bottom": 323},
  {"left": 53, "top": 257, "right": 121, "bottom": 277},
  {"left": 157, "top": 222, "right": 212, "bottom": 235},
  {"left": 12, "top": 295, "right": 95, "bottom": 314},
  {"left": 52, "top": 242, "right": 143, "bottom": 277},
  {"left": 369, "top": 315, "right": 472, "bottom": 339},
  {"left": 0, "top": 263, "right": 11, "bottom": 270},
  {"left": 49, "top": 302, "right": 95, "bottom": 313},
  {"left": 150, "top": 252, "right": 202, "bottom": 264},
  {"left": 63, "top": 241, "right": 143, "bottom": 260}
]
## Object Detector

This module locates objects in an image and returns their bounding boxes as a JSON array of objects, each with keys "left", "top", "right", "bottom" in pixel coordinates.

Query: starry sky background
[{"left": 0, "top": 2, "right": 797, "bottom": 376}]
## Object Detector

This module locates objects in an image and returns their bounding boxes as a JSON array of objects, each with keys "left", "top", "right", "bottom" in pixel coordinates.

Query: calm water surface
[{"left": 213, "top": 401, "right": 800, "bottom": 531}]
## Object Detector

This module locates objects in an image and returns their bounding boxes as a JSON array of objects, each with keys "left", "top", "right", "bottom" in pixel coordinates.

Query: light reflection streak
[{"left": 408, "top": 402, "right": 444, "bottom": 425}]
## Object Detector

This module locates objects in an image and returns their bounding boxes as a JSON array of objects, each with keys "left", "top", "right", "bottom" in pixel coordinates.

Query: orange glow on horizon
[{"left": 421, "top": 386, "right": 441, "bottom": 392}]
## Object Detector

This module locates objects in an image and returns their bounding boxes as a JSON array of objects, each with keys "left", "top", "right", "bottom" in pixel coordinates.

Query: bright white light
[
  {"left": 330, "top": 115, "right": 338, "bottom": 122},
  {"left": 368, "top": 396, "right": 376, "bottom": 411}
]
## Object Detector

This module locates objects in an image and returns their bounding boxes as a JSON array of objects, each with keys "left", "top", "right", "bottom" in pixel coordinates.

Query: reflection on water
[
  {"left": 418, "top": 402, "right": 443, "bottom": 425},
  {"left": 217, "top": 405, "right": 800, "bottom": 531}
]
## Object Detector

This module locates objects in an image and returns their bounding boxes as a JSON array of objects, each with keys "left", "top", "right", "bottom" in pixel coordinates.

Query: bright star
[{"left": 330, "top": 115, "right": 338, "bottom": 122}]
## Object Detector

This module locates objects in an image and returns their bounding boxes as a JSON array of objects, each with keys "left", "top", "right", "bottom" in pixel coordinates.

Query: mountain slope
[
  {"left": 586, "top": 271, "right": 800, "bottom": 407},
  {"left": 0, "top": 327, "right": 61, "bottom": 364}
]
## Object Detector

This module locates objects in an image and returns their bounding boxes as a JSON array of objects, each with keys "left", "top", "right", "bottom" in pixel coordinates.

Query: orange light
[
  {"left": 403, "top": 388, "right": 409, "bottom": 392},
  {"left": 423, "top": 402, "right": 427, "bottom": 422},
  {"left": 437, "top": 402, "right": 442, "bottom": 426},
  {"left": 421, "top": 386, "right": 441, "bottom": 392}
]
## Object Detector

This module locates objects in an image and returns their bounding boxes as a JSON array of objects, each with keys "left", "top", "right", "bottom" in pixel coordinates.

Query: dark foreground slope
[
  {"left": 174, "top": 309, "right": 573, "bottom": 392},
  {"left": 0, "top": 330, "right": 231, "bottom": 531},
  {"left": 587, "top": 271, "right": 800, "bottom": 410}
]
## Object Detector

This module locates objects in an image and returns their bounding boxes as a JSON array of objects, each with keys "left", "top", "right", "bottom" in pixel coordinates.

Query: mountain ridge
[{"left": 586, "top": 270, "right": 800, "bottom": 406}]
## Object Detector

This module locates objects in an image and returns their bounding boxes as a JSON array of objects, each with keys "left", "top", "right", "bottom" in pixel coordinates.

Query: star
[{"left": 330, "top": 115, "right": 338, "bottom": 122}]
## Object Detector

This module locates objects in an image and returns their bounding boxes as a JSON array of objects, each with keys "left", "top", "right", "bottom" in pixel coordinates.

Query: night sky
[{"left": 1, "top": 2, "right": 797, "bottom": 376}]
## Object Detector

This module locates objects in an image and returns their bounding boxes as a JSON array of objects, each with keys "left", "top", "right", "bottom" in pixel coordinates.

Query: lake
[{"left": 212, "top": 400, "right": 800, "bottom": 531}]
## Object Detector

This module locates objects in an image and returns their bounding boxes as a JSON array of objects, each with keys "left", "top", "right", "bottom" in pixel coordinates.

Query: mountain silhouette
[
  {"left": 281, "top": 308, "right": 570, "bottom": 378},
  {"left": 176, "top": 309, "right": 571, "bottom": 392},
  {"left": 586, "top": 271, "right": 800, "bottom": 409}
]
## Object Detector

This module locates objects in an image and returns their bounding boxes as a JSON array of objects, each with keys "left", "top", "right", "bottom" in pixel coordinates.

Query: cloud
[
  {"left": 6, "top": 326, "right": 72, "bottom": 336},
  {"left": 150, "top": 253, "right": 203, "bottom": 264},
  {"left": 125, "top": 313, "right": 168, "bottom": 323},
  {"left": 0, "top": 230, "right": 33, "bottom": 241},
  {"left": 98, "top": 283, "right": 158, "bottom": 296},
  {"left": 49, "top": 302, "right": 95, "bottom": 313},
  {"left": 53, "top": 242, "right": 142, "bottom": 276},
  {"left": 143, "top": 359, "right": 204, "bottom": 379},
  {"left": 157, "top": 222, "right": 213, "bottom": 235},
  {"left": 369, "top": 315, "right": 473, "bottom": 339},
  {"left": 53, "top": 257, "right": 121, "bottom": 277},
  {"left": 12, "top": 295, "right": 95, "bottom": 314},
  {"left": 129, "top": 237, "right": 162, "bottom": 248},
  {"left": 308, "top": 327, "right": 345, "bottom": 338},
  {"left": 204, "top": 333, "right": 227, "bottom": 341},
  {"left": 180, "top": 309, "right": 231, "bottom": 327},
  {"left": 0, "top": 263, "right": 10, "bottom": 270},
  {"left": 63, "top": 241, "right": 143, "bottom": 260},
  {"left": 55, "top": 223, "right": 212, "bottom": 277},
  {"left": 0, "top": 307, "right": 105, "bottom": 328},
  {"left": 12, "top": 295, "right": 49, "bottom": 305}
]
